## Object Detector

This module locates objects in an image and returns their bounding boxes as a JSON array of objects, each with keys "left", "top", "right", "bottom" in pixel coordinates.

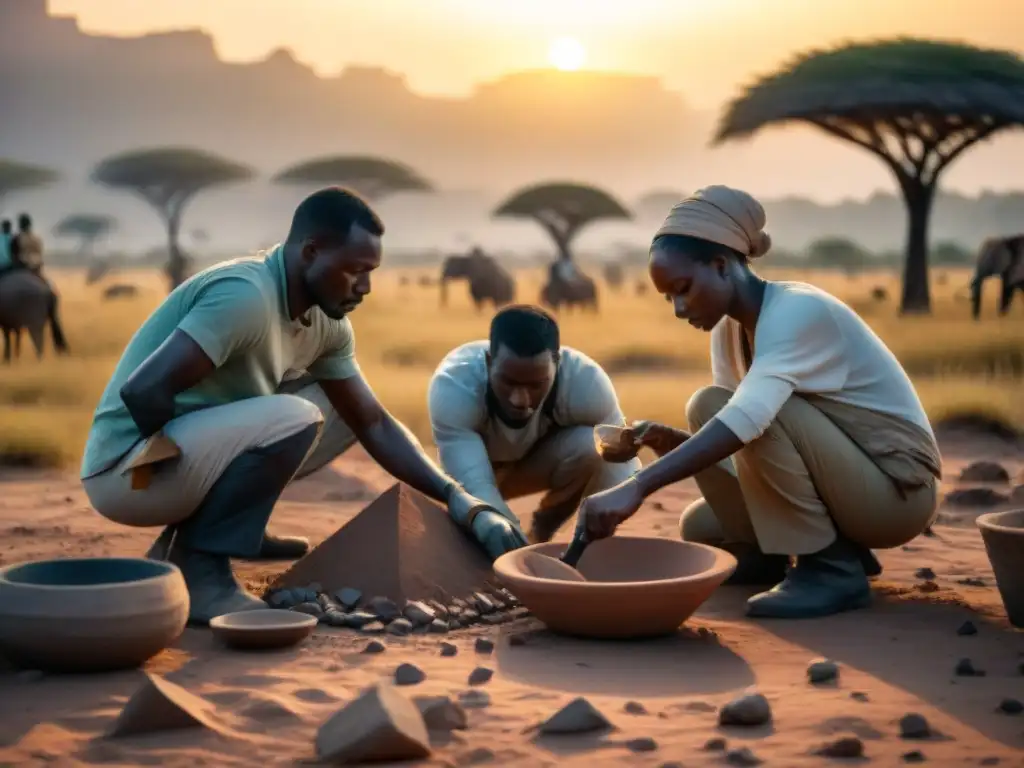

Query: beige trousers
[
  {"left": 83, "top": 382, "right": 359, "bottom": 528},
  {"left": 680, "top": 386, "right": 939, "bottom": 555}
]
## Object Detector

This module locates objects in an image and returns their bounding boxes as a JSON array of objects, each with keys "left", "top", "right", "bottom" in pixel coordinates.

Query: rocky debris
[
  {"left": 816, "top": 737, "right": 864, "bottom": 758},
  {"left": 902, "top": 750, "right": 925, "bottom": 762},
  {"left": 403, "top": 600, "right": 436, "bottom": 626},
  {"left": 472, "top": 592, "right": 497, "bottom": 614},
  {"left": 537, "top": 697, "right": 612, "bottom": 735},
  {"left": 997, "top": 698, "right": 1022, "bottom": 715},
  {"left": 105, "top": 672, "right": 226, "bottom": 739},
  {"left": 335, "top": 587, "right": 362, "bottom": 609},
  {"left": 725, "top": 746, "right": 762, "bottom": 766},
  {"left": 475, "top": 637, "right": 495, "bottom": 654},
  {"left": 807, "top": 659, "right": 839, "bottom": 684},
  {"left": 315, "top": 683, "right": 431, "bottom": 764},
  {"left": 429, "top": 619, "right": 450, "bottom": 633},
  {"left": 718, "top": 692, "right": 772, "bottom": 727},
  {"left": 899, "top": 713, "right": 931, "bottom": 739},
  {"left": 439, "top": 642, "right": 458, "bottom": 657},
  {"left": 625, "top": 736, "right": 658, "bottom": 752},
  {"left": 367, "top": 596, "right": 402, "bottom": 622},
  {"left": 957, "top": 577, "right": 986, "bottom": 587},
  {"left": 457, "top": 690, "right": 491, "bottom": 709},
  {"left": 623, "top": 700, "right": 647, "bottom": 715},
  {"left": 944, "top": 488, "right": 1009, "bottom": 508},
  {"left": 386, "top": 618, "right": 414, "bottom": 636},
  {"left": 394, "top": 663, "right": 426, "bottom": 686},
  {"left": 362, "top": 640, "right": 386, "bottom": 654},
  {"left": 292, "top": 601, "right": 325, "bottom": 620},
  {"left": 468, "top": 667, "right": 493, "bottom": 686},
  {"left": 509, "top": 634, "right": 527, "bottom": 647},
  {"left": 346, "top": 611, "right": 377, "bottom": 629},
  {"left": 955, "top": 658, "right": 985, "bottom": 676},
  {"left": 704, "top": 737, "right": 727, "bottom": 751},
  {"left": 361, "top": 621, "right": 386, "bottom": 634},
  {"left": 455, "top": 746, "right": 496, "bottom": 765},
  {"left": 414, "top": 695, "right": 468, "bottom": 731},
  {"left": 316, "top": 593, "right": 339, "bottom": 612},
  {"left": 956, "top": 620, "right": 978, "bottom": 636},
  {"left": 959, "top": 461, "right": 1010, "bottom": 483},
  {"left": 914, "top": 567, "right": 936, "bottom": 580},
  {"left": 850, "top": 691, "right": 869, "bottom": 702},
  {"left": 323, "top": 610, "right": 348, "bottom": 628}
]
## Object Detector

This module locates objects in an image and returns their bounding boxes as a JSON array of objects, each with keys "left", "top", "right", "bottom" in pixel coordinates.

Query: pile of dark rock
[{"left": 263, "top": 584, "right": 527, "bottom": 635}]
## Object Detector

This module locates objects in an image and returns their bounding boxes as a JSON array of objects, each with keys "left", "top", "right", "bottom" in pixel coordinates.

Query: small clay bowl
[
  {"left": 210, "top": 609, "right": 318, "bottom": 651},
  {"left": 593, "top": 424, "right": 639, "bottom": 463},
  {"left": 0, "top": 557, "right": 189, "bottom": 673},
  {"left": 494, "top": 537, "right": 736, "bottom": 639},
  {"left": 976, "top": 508, "right": 1024, "bottom": 628}
]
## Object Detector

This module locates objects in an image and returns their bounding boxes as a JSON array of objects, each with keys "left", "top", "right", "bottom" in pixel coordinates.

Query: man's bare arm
[
  {"left": 318, "top": 373, "right": 457, "bottom": 505},
  {"left": 119, "top": 331, "right": 216, "bottom": 438}
]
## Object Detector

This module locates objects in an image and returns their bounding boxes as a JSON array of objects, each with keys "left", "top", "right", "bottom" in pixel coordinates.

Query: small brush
[{"left": 559, "top": 531, "right": 590, "bottom": 568}]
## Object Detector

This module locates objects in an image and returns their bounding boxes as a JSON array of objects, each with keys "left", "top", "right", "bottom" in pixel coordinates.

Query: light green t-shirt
[
  {"left": 80, "top": 245, "right": 360, "bottom": 479},
  {"left": 0, "top": 233, "right": 11, "bottom": 269}
]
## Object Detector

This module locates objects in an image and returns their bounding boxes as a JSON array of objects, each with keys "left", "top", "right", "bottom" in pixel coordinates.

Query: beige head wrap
[{"left": 654, "top": 185, "right": 772, "bottom": 259}]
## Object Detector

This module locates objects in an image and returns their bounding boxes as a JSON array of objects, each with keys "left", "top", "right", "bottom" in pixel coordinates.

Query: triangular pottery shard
[
  {"left": 271, "top": 483, "right": 498, "bottom": 602},
  {"left": 537, "top": 697, "right": 614, "bottom": 735},
  {"left": 106, "top": 672, "right": 226, "bottom": 739},
  {"left": 315, "top": 682, "right": 431, "bottom": 763}
]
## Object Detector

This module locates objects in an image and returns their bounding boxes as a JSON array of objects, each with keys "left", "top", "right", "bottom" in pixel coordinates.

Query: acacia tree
[
  {"left": 0, "top": 159, "right": 58, "bottom": 212},
  {"left": 493, "top": 182, "right": 632, "bottom": 262},
  {"left": 714, "top": 39, "right": 1024, "bottom": 314},
  {"left": 53, "top": 214, "right": 117, "bottom": 257},
  {"left": 273, "top": 156, "right": 433, "bottom": 201},
  {"left": 92, "top": 148, "right": 253, "bottom": 290}
]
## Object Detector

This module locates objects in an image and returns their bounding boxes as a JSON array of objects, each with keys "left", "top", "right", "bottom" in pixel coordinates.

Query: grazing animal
[
  {"left": 971, "top": 234, "right": 1024, "bottom": 318},
  {"left": 540, "top": 259, "right": 598, "bottom": 312},
  {"left": 440, "top": 248, "right": 516, "bottom": 311},
  {"left": 102, "top": 283, "right": 139, "bottom": 300},
  {"left": 0, "top": 270, "right": 69, "bottom": 362}
]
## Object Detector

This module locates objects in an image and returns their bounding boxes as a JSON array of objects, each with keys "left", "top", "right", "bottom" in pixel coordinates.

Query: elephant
[
  {"left": 540, "top": 259, "right": 598, "bottom": 312},
  {"left": 440, "top": 248, "right": 516, "bottom": 311},
  {"left": 971, "top": 234, "right": 1024, "bottom": 319},
  {"left": 0, "top": 269, "right": 70, "bottom": 362}
]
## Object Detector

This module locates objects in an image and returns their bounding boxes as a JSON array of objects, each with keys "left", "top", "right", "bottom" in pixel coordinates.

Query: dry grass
[{"left": 1, "top": 265, "right": 1021, "bottom": 469}]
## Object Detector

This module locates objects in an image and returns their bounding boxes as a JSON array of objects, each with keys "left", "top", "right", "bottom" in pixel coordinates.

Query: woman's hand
[
  {"left": 633, "top": 421, "right": 691, "bottom": 457},
  {"left": 577, "top": 477, "right": 645, "bottom": 541}
]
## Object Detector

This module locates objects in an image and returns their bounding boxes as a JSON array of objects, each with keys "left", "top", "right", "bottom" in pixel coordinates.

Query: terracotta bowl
[
  {"left": 976, "top": 508, "right": 1024, "bottom": 628},
  {"left": 0, "top": 557, "right": 189, "bottom": 672},
  {"left": 210, "top": 609, "right": 318, "bottom": 650},
  {"left": 494, "top": 537, "right": 737, "bottom": 639}
]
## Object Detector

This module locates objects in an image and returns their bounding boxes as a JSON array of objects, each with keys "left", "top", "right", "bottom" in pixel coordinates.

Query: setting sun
[{"left": 547, "top": 36, "right": 586, "bottom": 71}]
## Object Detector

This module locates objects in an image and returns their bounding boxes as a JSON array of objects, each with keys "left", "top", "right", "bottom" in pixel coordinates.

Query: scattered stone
[
  {"left": 959, "top": 461, "right": 1010, "bottom": 484},
  {"left": 461, "top": 609, "right": 480, "bottom": 624},
  {"left": 509, "top": 634, "right": 527, "bottom": 647},
  {"left": 468, "top": 667, "right": 493, "bottom": 686},
  {"left": 944, "top": 488, "right": 1009, "bottom": 508},
  {"left": 323, "top": 610, "right": 349, "bottom": 628},
  {"left": 956, "top": 576, "right": 986, "bottom": 587},
  {"left": 956, "top": 620, "right": 978, "bottom": 636},
  {"left": 914, "top": 567, "right": 936, "bottom": 580},
  {"left": 315, "top": 682, "right": 431, "bottom": 764},
  {"left": 703, "top": 737, "right": 727, "bottom": 751},
  {"left": 623, "top": 700, "right": 648, "bottom": 715},
  {"left": 360, "top": 621, "right": 386, "bottom": 634},
  {"left": 346, "top": 611, "right": 377, "bottom": 629},
  {"left": 851, "top": 691, "right": 870, "bottom": 702},
  {"left": 718, "top": 692, "right": 772, "bottom": 727},
  {"left": 474, "top": 637, "right": 494, "bottom": 654},
  {"left": 457, "top": 690, "right": 491, "bottom": 709},
  {"left": 537, "top": 697, "right": 613, "bottom": 735},
  {"left": 899, "top": 713, "right": 931, "bottom": 739},
  {"left": 816, "top": 737, "right": 864, "bottom": 758},
  {"left": 997, "top": 698, "right": 1022, "bottom": 715},
  {"left": 725, "top": 746, "right": 762, "bottom": 766},
  {"left": 367, "top": 596, "right": 402, "bottom": 622},
  {"left": 428, "top": 619, "right": 450, "bottom": 633},
  {"left": 394, "top": 663, "right": 426, "bottom": 686},
  {"left": 414, "top": 695, "right": 468, "bottom": 731},
  {"left": 105, "top": 672, "right": 226, "bottom": 739},
  {"left": 439, "top": 642, "right": 458, "bottom": 657},
  {"left": 362, "top": 640, "right": 386, "bottom": 654},
  {"left": 455, "top": 746, "right": 495, "bottom": 765},
  {"left": 807, "top": 659, "right": 839, "bottom": 684},
  {"left": 428, "top": 600, "right": 449, "bottom": 619},
  {"left": 625, "top": 736, "right": 658, "bottom": 752},
  {"left": 472, "top": 592, "right": 497, "bottom": 614},
  {"left": 902, "top": 750, "right": 926, "bottom": 763},
  {"left": 481, "top": 612, "right": 508, "bottom": 625},
  {"left": 335, "top": 587, "right": 362, "bottom": 609},
  {"left": 403, "top": 600, "right": 436, "bottom": 626},
  {"left": 307, "top": 582, "right": 323, "bottom": 593},
  {"left": 387, "top": 618, "right": 414, "bottom": 636},
  {"left": 292, "top": 601, "right": 324, "bottom": 619},
  {"left": 265, "top": 589, "right": 293, "bottom": 608},
  {"left": 316, "top": 593, "right": 338, "bottom": 612},
  {"left": 955, "top": 658, "right": 985, "bottom": 676},
  {"left": 979, "top": 758, "right": 1000, "bottom": 766}
]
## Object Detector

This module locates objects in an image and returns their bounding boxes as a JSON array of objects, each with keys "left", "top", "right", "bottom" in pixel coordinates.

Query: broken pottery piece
[
  {"left": 106, "top": 672, "right": 228, "bottom": 739},
  {"left": 593, "top": 424, "right": 640, "bottom": 463},
  {"left": 521, "top": 552, "right": 588, "bottom": 582},
  {"left": 315, "top": 683, "right": 431, "bottom": 763},
  {"left": 976, "top": 509, "right": 1024, "bottom": 627},
  {"left": 209, "top": 609, "right": 317, "bottom": 651},
  {"left": 0, "top": 557, "right": 189, "bottom": 672},
  {"left": 494, "top": 537, "right": 736, "bottom": 639}
]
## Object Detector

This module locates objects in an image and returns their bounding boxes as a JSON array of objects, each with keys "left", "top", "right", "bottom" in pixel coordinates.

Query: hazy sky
[{"left": 50, "top": 0, "right": 1020, "bottom": 108}]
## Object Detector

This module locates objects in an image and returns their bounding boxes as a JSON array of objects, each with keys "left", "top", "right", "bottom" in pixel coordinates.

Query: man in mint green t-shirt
[{"left": 81, "top": 187, "right": 524, "bottom": 625}]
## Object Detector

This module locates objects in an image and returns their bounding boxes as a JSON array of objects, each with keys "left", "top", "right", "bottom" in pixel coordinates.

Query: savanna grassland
[{"left": 1, "top": 264, "right": 1021, "bottom": 470}]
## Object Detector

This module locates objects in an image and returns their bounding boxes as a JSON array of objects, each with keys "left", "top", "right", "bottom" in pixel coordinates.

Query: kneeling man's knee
[
  {"left": 268, "top": 394, "right": 326, "bottom": 440},
  {"left": 685, "top": 386, "right": 732, "bottom": 432},
  {"left": 679, "top": 498, "right": 726, "bottom": 544}
]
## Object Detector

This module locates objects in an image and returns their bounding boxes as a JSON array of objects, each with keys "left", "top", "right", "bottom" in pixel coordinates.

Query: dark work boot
[
  {"left": 719, "top": 542, "right": 791, "bottom": 586},
  {"left": 168, "top": 544, "right": 266, "bottom": 625},
  {"left": 745, "top": 536, "right": 872, "bottom": 619}
]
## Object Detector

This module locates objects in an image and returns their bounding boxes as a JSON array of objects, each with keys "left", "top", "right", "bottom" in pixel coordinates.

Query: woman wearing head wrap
[{"left": 576, "top": 185, "right": 941, "bottom": 620}]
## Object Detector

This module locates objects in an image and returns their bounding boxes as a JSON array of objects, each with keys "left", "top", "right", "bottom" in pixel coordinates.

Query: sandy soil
[{"left": 1, "top": 433, "right": 1022, "bottom": 767}]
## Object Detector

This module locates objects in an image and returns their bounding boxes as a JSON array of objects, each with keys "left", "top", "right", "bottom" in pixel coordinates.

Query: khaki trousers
[
  {"left": 83, "top": 382, "right": 360, "bottom": 528},
  {"left": 679, "top": 386, "right": 939, "bottom": 555}
]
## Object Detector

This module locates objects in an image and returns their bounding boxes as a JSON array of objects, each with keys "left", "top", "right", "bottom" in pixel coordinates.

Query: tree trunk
[
  {"left": 898, "top": 179, "right": 936, "bottom": 315},
  {"left": 164, "top": 207, "right": 188, "bottom": 291}
]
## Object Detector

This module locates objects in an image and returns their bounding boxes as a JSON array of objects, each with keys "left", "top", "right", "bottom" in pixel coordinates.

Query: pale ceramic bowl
[
  {"left": 210, "top": 609, "right": 318, "bottom": 650},
  {"left": 976, "top": 509, "right": 1024, "bottom": 627}
]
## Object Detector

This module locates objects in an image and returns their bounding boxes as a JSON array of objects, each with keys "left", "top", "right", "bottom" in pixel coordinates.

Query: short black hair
[
  {"left": 651, "top": 233, "right": 746, "bottom": 264},
  {"left": 17, "top": 213, "right": 31, "bottom": 229},
  {"left": 0, "top": 220, "right": 10, "bottom": 232},
  {"left": 287, "top": 186, "right": 384, "bottom": 244},
  {"left": 489, "top": 304, "right": 560, "bottom": 358}
]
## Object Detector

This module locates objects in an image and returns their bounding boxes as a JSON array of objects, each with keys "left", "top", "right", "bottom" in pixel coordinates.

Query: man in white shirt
[{"left": 428, "top": 304, "right": 640, "bottom": 548}]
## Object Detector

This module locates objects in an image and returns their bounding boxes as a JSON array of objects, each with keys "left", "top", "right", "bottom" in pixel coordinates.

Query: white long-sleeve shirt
[
  {"left": 711, "top": 280, "right": 935, "bottom": 443},
  {"left": 428, "top": 341, "right": 627, "bottom": 519}
]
